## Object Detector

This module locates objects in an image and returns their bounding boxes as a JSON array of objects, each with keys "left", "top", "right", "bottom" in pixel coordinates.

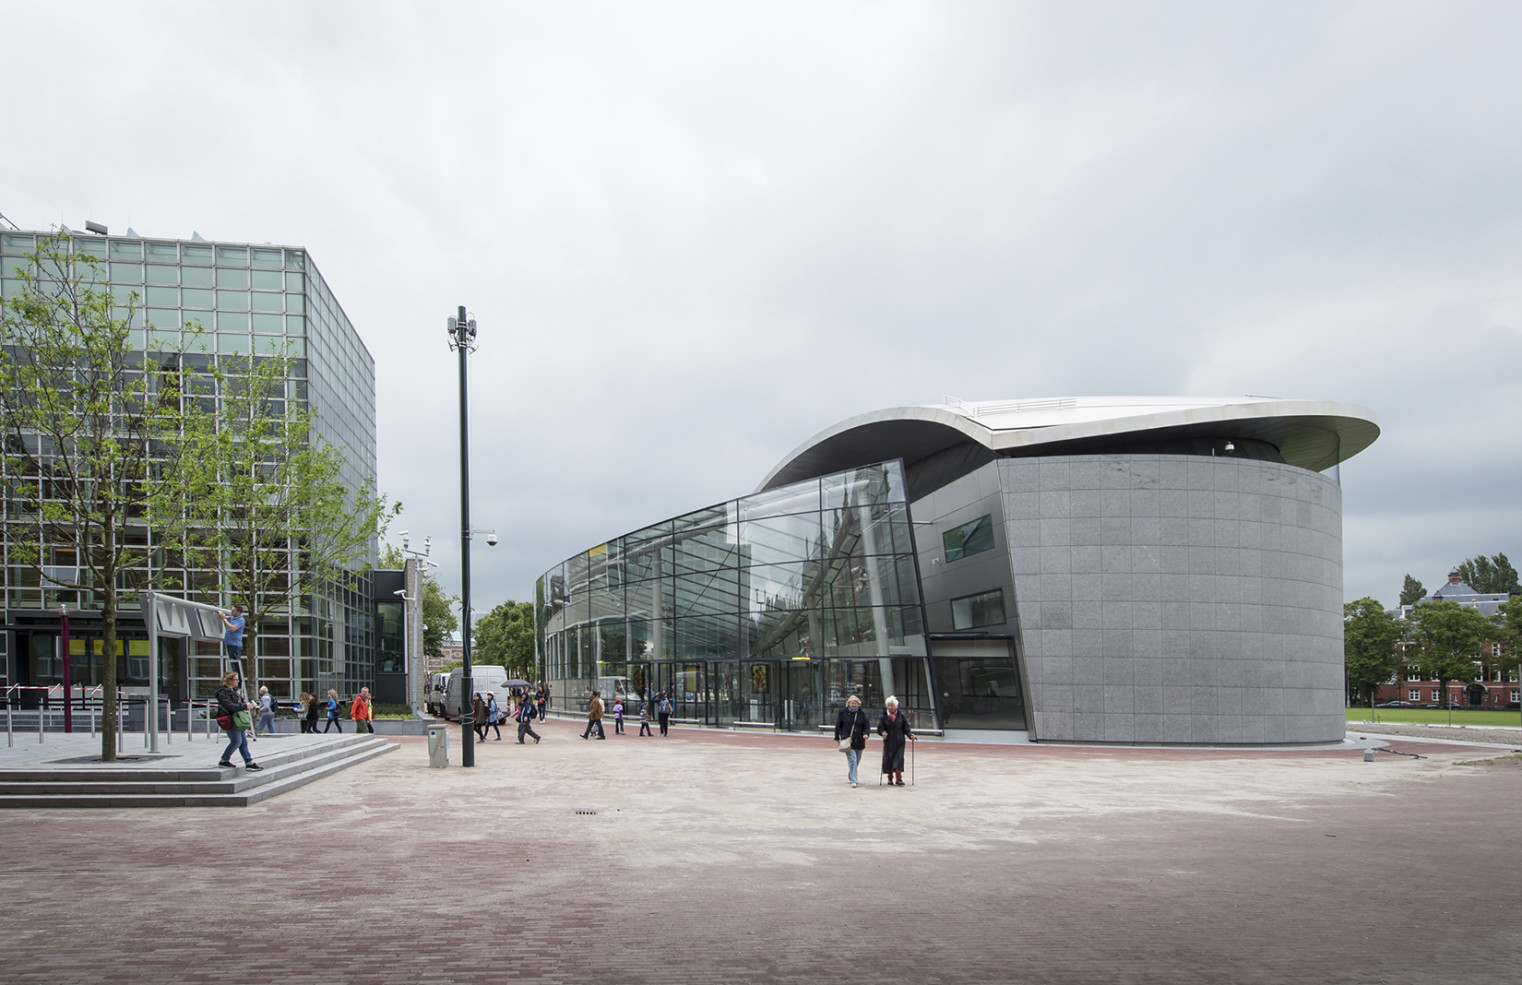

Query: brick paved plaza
[{"left": 2, "top": 720, "right": 1519, "bottom": 984}]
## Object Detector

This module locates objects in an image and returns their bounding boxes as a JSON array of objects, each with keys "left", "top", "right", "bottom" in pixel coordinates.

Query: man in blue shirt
[{"left": 218, "top": 605, "right": 245, "bottom": 671}]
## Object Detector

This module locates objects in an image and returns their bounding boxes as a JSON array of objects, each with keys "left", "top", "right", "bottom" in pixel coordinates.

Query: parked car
[{"left": 1374, "top": 700, "right": 1414, "bottom": 708}]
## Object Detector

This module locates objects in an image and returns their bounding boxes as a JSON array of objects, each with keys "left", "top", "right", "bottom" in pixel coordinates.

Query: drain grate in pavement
[{"left": 574, "top": 809, "right": 597, "bottom": 815}]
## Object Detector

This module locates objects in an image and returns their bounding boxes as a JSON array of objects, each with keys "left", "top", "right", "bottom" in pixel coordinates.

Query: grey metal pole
[{"left": 452, "top": 304, "right": 475, "bottom": 768}]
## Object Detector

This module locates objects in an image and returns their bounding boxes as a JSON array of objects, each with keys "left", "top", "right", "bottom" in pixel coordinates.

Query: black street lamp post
[{"left": 448, "top": 305, "right": 477, "bottom": 767}]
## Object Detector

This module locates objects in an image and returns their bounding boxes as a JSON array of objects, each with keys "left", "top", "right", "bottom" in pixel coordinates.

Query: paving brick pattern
[{"left": 1, "top": 720, "right": 1519, "bottom": 984}]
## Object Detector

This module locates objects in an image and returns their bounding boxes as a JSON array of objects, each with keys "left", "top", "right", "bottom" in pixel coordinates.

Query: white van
[
  {"left": 441, "top": 665, "right": 514, "bottom": 721},
  {"left": 425, "top": 672, "right": 451, "bottom": 717}
]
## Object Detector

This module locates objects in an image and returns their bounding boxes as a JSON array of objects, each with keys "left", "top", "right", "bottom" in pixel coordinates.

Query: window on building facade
[
  {"left": 951, "top": 588, "right": 1006, "bottom": 630},
  {"left": 1408, "top": 689, "right": 1420, "bottom": 702},
  {"left": 943, "top": 515, "right": 995, "bottom": 563}
]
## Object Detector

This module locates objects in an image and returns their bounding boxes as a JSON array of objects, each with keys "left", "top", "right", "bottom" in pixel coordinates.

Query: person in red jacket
[{"left": 351, "top": 686, "right": 374, "bottom": 734}]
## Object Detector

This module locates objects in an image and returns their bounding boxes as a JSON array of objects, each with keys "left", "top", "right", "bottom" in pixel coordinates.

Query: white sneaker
[{"left": 851, "top": 782, "right": 858, "bottom": 788}]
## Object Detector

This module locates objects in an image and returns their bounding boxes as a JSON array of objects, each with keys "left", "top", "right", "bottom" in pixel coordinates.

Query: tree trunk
[{"left": 100, "top": 560, "right": 118, "bottom": 763}]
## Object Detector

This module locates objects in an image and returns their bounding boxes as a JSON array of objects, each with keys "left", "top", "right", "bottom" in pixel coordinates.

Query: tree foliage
[
  {"left": 1455, "top": 552, "right": 1520, "bottom": 596},
  {"left": 472, "top": 600, "right": 536, "bottom": 677},
  {"left": 0, "top": 235, "right": 198, "bottom": 760},
  {"left": 1399, "top": 574, "right": 1426, "bottom": 607},
  {"left": 1343, "top": 598, "right": 1401, "bottom": 707},
  {"left": 1404, "top": 600, "right": 1495, "bottom": 704},
  {"left": 151, "top": 347, "right": 397, "bottom": 685}
]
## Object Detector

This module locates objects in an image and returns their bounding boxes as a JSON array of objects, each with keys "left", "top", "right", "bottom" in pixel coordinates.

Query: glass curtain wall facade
[
  {"left": 0, "top": 229, "right": 379, "bottom": 704},
  {"left": 537, "top": 462, "right": 935, "bottom": 730}
]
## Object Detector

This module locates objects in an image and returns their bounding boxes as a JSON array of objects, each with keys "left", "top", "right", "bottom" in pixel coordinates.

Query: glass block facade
[
  {"left": 537, "top": 461, "right": 935, "bottom": 730},
  {"left": 0, "top": 229, "right": 379, "bottom": 705}
]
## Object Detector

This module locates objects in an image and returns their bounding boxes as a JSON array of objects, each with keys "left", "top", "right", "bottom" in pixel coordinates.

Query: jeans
[
  {"left": 225, "top": 645, "right": 241, "bottom": 670},
  {"left": 581, "top": 719, "right": 605, "bottom": 738},
  {"left": 517, "top": 719, "right": 540, "bottom": 743},
  {"left": 221, "top": 727, "right": 252, "bottom": 765},
  {"left": 845, "top": 746, "right": 861, "bottom": 785},
  {"left": 257, "top": 712, "right": 275, "bottom": 733}
]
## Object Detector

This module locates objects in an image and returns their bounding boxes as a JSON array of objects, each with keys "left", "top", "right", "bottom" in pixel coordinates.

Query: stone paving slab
[{"left": 0, "top": 719, "right": 1518, "bottom": 984}]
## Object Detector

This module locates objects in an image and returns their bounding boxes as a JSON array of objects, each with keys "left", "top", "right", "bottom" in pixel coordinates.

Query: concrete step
[{"left": 0, "top": 736, "right": 395, "bottom": 808}]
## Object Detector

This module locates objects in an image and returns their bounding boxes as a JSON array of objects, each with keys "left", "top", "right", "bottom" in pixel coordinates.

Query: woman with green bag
[{"left": 214, "top": 670, "right": 264, "bottom": 772}]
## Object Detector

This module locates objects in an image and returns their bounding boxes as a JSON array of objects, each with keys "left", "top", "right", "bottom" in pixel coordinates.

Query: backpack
[{"left": 660, "top": 698, "right": 673, "bottom": 715}]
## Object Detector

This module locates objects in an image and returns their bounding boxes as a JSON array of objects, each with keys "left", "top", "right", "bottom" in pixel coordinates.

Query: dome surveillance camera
[{"left": 486, "top": 533, "right": 499, "bottom": 546}]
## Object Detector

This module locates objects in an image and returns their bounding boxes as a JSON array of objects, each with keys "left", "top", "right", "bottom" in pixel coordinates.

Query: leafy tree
[
  {"left": 0, "top": 234, "right": 197, "bottom": 760},
  {"left": 151, "top": 346, "right": 397, "bottom": 689},
  {"left": 1455, "top": 552, "right": 1521, "bottom": 595},
  {"left": 379, "top": 542, "right": 457, "bottom": 661},
  {"left": 1399, "top": 574, "right": 1426, "bottom": 607},
  {"left": 421, "top": 575, "right": 458, "bottom": 661},
  {"left": 1344, "top": 598, "right": 1402, "bottom": 708},
  {"left": 1493, "top": 596, "right": 1522, "bottom": 688},
  {"left": 1405, "top": 600, "right": 1495, "bottom": 707},
  {"left": 472, "top": 600, "right": 536, "bottom": 677}
]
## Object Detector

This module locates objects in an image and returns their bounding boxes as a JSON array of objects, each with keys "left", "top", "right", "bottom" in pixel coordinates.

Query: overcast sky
[{"left": 4, "top": 1, "right": 1519, "bottom": 612}]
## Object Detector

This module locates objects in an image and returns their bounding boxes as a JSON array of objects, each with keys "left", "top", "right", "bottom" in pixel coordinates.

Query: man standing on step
[{"left": 217, "top": 605, "right": 245, "bottom": 674}]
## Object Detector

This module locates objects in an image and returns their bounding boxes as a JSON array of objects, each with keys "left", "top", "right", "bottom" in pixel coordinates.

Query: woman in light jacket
[{"left": 834, "top": 694, "right": 869, "bottom": 788}]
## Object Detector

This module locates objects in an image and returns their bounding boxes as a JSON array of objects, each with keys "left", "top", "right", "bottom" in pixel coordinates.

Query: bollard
[
  {"left": 1363, "top": 749, "right": 1377, "bottom": 762},
  {"left": 427, "top": 725, "right": 449, "bottom": 767}
]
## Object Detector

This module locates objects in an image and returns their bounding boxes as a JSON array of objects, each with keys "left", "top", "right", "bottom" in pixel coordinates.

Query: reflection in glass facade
[
  {"left": 0, "top": 229, "right": 379, "bottom": 704},
  {"left": 537, "top": 462, "right": 935, "bottom": 731}
]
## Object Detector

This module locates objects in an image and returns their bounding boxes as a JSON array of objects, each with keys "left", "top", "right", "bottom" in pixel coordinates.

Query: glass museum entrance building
[{"left": 535, "top": 396, "right": 1380, "bottom": 744}]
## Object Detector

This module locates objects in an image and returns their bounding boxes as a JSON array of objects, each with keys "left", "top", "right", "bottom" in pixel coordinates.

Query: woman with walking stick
[{"left": 877, "top": 695, "right": 915, "bottom": 787}]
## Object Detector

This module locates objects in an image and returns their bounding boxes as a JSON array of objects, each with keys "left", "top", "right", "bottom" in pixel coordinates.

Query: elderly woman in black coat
[{"left": 877, "top": 695, "right": 915, "bottom": 786}]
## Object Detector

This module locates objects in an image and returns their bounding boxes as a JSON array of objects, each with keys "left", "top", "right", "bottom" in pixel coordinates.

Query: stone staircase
[{"left": 0, "top": 734, "right": 395, "bottom": 808}]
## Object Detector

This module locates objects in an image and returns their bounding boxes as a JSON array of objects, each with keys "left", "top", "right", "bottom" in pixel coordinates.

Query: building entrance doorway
[{"left": 930, "top": 637, "right": 1027, "bottom": 730}]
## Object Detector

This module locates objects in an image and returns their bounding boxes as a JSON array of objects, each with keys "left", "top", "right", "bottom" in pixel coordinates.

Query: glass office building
[
  {"left": 0, "top": 228, "right": 380, "bottom": 705},
  {"left": 537, "top": 461, "right": 937, "bottom": 730}
]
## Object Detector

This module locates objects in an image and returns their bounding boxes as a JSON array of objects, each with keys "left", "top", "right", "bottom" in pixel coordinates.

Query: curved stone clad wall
[{"left": 1001, "top": 455, "right": 1345, "bottom": 745}]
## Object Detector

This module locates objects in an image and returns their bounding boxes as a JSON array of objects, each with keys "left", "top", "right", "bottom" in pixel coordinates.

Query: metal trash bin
[{"left": 428, "top": 725, "right": 449, "bottom": 768}]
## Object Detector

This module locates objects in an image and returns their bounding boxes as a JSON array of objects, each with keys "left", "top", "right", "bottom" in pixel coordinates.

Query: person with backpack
[
  {"left": 658, "top": 691, "right": 673, "bottom": 736},
  {"left": 515, "top": 692, "right": 541, "bottom": 744},
  {"left": 484, "top": 692, "right": 502, "bottom": 740},
  {"left": 351, "top": 686, "right": 374, "bottom": 734},
  {"left": 256, "top": 685, "right": 276, "bottom": 734}
]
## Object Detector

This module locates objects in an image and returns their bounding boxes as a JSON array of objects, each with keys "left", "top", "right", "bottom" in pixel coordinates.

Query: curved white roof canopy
[{"left": 758, "top": 396, "right": 1380, "bottom": 494}]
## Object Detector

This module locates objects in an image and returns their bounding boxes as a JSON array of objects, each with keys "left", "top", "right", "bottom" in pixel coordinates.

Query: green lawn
[{"left": 1346, "top": 707, "right": 1522, "bottom": 727}]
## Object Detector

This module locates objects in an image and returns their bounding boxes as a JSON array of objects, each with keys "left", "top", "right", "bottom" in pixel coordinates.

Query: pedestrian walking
[
  {"left": 472, "top": 693, "right": 488, "bottom": 741},
  {"left": 256, "top": 685, "right": 276, "bottom": 733},
  {"left": 485, "top": 693, "right": 503, "bottom": 740},
  {"left": 657, "top": 691, "right": 673, "bottom": 736},
  {"left": 612, "top": 698, "right": 625, "bottom": 735},
  {"left": 581, "top": 690, "right": 606, "bottom": 739},
  {"left": 351, "top": 686, "right": 375, "bottom": 734},
  {"left": 516, "top": 692, "right": 541, "bottom": 744},
  {"left": 638, "top": 699, "right": 653, "bottom": 736},
  {"left": 214, "top": 671, "right": 263, "bottom": 772},
  {"left": 536, "top": 684, "right": 547, "bottom": 722},
  {"left": 303, "top": 691, "right": 321, "bottom": 733},
  {"left": 834, "top": 694, "right": 869, "bottom": 788},
  {"left": 323, "top": 688, "right": 343, "bottom": 733},
  {"left": 877, "top": 695, "right": 915, "bottom": 787}
]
